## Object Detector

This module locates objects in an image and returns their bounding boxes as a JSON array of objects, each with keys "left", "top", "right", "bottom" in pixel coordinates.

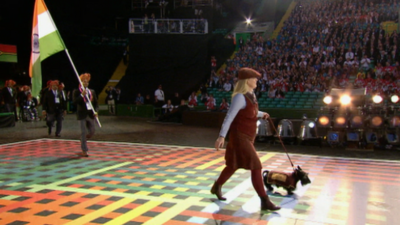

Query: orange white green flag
[{"left": 29, "top": 0, "right": 66, "bottom": 98}]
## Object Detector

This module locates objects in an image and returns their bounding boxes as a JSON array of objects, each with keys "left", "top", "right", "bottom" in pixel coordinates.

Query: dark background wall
[{"left": 119, "top": 33, "right": 235, "bottom": 103}]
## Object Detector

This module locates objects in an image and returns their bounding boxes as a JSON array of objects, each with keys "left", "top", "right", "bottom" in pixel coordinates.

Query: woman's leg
[
  {"left": 251, "top": 169, "right": 280, "bottom": 210},
  {"left": 211, "top": 166, "right": 236, "bottom": 200},
  {"left": 251, "top": 169, "right": 266, "bottom": 197},
  {"left": 216, "top": 166, "right": 236, "bottom": 185}
]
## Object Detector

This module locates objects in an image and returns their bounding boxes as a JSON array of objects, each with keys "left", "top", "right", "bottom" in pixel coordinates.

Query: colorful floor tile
[{"left": 0, "top": 139, "right": 399, "bottom": 225}]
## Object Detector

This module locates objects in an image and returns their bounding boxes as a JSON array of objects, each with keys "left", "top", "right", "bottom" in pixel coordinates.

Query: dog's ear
[{"left": 297, "top": 165, "right": 302, "bottom": 170}]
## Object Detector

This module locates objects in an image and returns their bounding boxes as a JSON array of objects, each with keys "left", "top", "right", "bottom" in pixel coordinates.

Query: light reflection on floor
[{"left": 0, "top": 139, "right": 399, "bottom": 225}]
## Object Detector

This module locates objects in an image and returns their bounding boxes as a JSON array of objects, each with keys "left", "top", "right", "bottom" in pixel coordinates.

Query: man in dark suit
[
  {"left": 73, "top": 73, "right": 98, "bottom": 157},
  {"left": 1, "top": 79, "right": 18, "bottom": 120},
  {"left": 39, "top": 80, "right": 52, "bottom": 105},
  {"left": 42, "top": 80, "right": 67, "bottom": 137}
]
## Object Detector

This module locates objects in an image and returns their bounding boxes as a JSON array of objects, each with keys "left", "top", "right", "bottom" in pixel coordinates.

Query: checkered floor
[{"left": 0, "top": 139, "right": 399, "bottom": 225}]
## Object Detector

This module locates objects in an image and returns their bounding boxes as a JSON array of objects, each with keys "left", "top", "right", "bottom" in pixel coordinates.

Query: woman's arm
[
  {"left": 218, "top": 94, "right": 246, "bottom": 138},
  {"left": 215, "top": 94, "right": 246, "bottom": 150}
]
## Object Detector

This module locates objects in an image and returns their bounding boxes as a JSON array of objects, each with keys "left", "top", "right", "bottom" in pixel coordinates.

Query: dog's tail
[{"left": 262, "top": 170, "right": 269, "bottom": 186}]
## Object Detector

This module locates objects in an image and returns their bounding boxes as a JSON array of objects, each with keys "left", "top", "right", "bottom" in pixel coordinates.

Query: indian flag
[
  {"left": 29, "top": 0, "right": 66, "bottom": 98},
  {"left": 0, "top": 44, "right": 17, "bottom": 63}
]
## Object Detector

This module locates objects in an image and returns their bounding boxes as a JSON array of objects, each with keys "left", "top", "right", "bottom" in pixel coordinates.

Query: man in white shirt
[
  {"left": 360, "top": 55, "right": 370, "bottom": 70},
  {"left": 154, "top": 84, "right": 165, "bottom": 107},
  {"left": 345, "top": 49, "right": 354, "bottom": 60},
  {"left": 344, "top": 58, "right": 354, "bottom": 67},
  {"left": 223, "top": 80, "right": 232, "bottom": 92}
]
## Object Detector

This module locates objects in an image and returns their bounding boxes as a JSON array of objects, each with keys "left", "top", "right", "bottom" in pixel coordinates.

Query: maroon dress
[{"left": 225, "top": 93, "right": 262, "bottom": 170}]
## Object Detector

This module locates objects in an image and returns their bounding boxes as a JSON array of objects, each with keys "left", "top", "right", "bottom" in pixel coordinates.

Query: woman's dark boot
[
  {"left": 259, "top": 195, "right": 281, "bottom": 211},
  {"left": 210, "top": 181, "right": 226, "bottom": 201}
]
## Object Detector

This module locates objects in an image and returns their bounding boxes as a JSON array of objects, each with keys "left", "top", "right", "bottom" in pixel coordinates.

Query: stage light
[
  {"left": 386, "top": 131, "right": 400, "bottom": 144},
  {"left": 391, "top": 95, "right": 399, "bottom": 103},
  {"left": 327, "top": 131, "right": 340, "bottom": 143},
  {"left": 323, "top": 96, "right": 332, "bottom": 104},
  {"left": 275, "top": 119, "right": 296, "bottom": 143},
  {"left": 350, "top": 115, "right": 363, "bottom": 129},
  {"left": 388, "top": 115, "right": 400, "bottom": 128},
  {"left": 370, "top": 115, "right": 383, "bottom": 128},
  {"left": 372, "top": 95, "right": 383, "bottom": 104},
  {"left": 298, "top": 120, "right": 318, "bottom": 140},
  {"left": 317, "top": 115, "right": 330, "bottom": 127},
  {"left": 246, "top": 18, "right": 251, "bottom": 24},
  {"left": 365, "top": 131, "right": 378, "bottom": 143},
  {"left": 346, "top": 131, "right": 360, "bottom": 141},
  {"left": 340, "top": 95, "right": 351, "bottom": 105},
  {"left": 333, "top": 115, "right": 347, "bottom": 128}
]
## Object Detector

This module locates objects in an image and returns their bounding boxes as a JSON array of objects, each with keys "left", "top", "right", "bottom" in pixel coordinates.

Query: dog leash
[{"left": 268, "top": 117, "right": 295, "bottom": 171}]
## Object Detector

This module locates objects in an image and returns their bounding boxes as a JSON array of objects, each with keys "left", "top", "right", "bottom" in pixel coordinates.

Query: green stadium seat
[
  {"left": 280, "top": 98, "right": 288, "bottom": 103},
  {"left": 304, "top": 102, "right": 313, "bottom": 106},
  {"left": 297, "top": 100, "right": 306, "bottom": 105},
  {"left": 299, "top": 95, "right": 308, "bottom": 99},
  {"left": 286, "top": 104, "right": 295, "bottom": 108},
  {"left": 265, "top": 98, "right": 273, "bottom": 103}
]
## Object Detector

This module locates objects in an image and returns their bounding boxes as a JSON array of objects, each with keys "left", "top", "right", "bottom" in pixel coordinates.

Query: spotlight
[
  {"left": 308, "top": 122, "right": 315, "bottom": 128},
  {"left": 349, "top": 115, "right": 363, "bottom": 129},
  {"left": 388, "top": 115, "right": 400, "bottom": 128},
  {"left": 323, "top": 96, "right": 332, "bottom": 104},
  {"left": 370, "top": 115, "right": 384, "bottom": 128},
  {"left": 340, "top": 95, "right": 351, "bottom": 105},
  {"left": 333, "top": 115, "right": 347, "bottom": 128},
  {"left": 317, "top": 115, "right": 330, "bottom": 127},
  {"left": 372, "top": 95, "right": 383, "bottom": 104},
  {"left": 391, "top": 95, "right": 399, "bottom": 103},
  {"left": 246, "top": 18, "right": 251, "bottom": 24}
]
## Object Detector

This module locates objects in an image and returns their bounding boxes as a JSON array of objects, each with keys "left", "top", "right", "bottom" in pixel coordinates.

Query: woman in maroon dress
[{"left": 212, "top": 67, "right": 280, "bottom": 211}]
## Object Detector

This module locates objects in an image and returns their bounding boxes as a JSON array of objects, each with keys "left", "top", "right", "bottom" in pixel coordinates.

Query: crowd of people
[
  {"left": 132, "top": 83, "right": 230, "bottom": 123},
  {"left": 208, "top": 0, "right": 400, "bottom": 101},
  {"left": 5, "top": 0, "right": 400, "bottom": 122},
  {"left": 0, "top": 75, "right": 98, "bottom": 157}
]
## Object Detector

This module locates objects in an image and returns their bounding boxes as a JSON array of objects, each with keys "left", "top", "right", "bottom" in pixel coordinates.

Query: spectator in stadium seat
[
  {"left": 360, "top": 55, "right": 371, "bottom": 71},
  {"left": 223, "top": 80, "right": 232, "bottom": 92},
  {"left": 135, "top": 93, "right": 144, "bottom": 105},
  {"left": 218, "top": 97, "right": 229, "bottom": 112},
  {"left": 171, "top": 92, "right": 181, "bottom": 107},
  {"left": 188, "top": 91, "right": 198, "bottom": 107},
  {"left": 268, "top": 85, "right": 276, "bottom": 99},
  {"left": 162, "top": 99, "right": 174, "bottom": 114},
  {"left": 206, "top": 94, "right": 216, "bottom": 110}
]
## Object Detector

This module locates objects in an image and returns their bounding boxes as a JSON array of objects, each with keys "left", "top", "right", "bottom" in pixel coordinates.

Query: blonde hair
[{"left": 231, "top": 79, "right": 249, "bottom": 101}]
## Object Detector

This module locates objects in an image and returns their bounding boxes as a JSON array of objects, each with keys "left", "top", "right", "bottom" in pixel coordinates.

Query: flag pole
[{"left": 65, "top": 49, "right": 102, "bottom": 128}]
